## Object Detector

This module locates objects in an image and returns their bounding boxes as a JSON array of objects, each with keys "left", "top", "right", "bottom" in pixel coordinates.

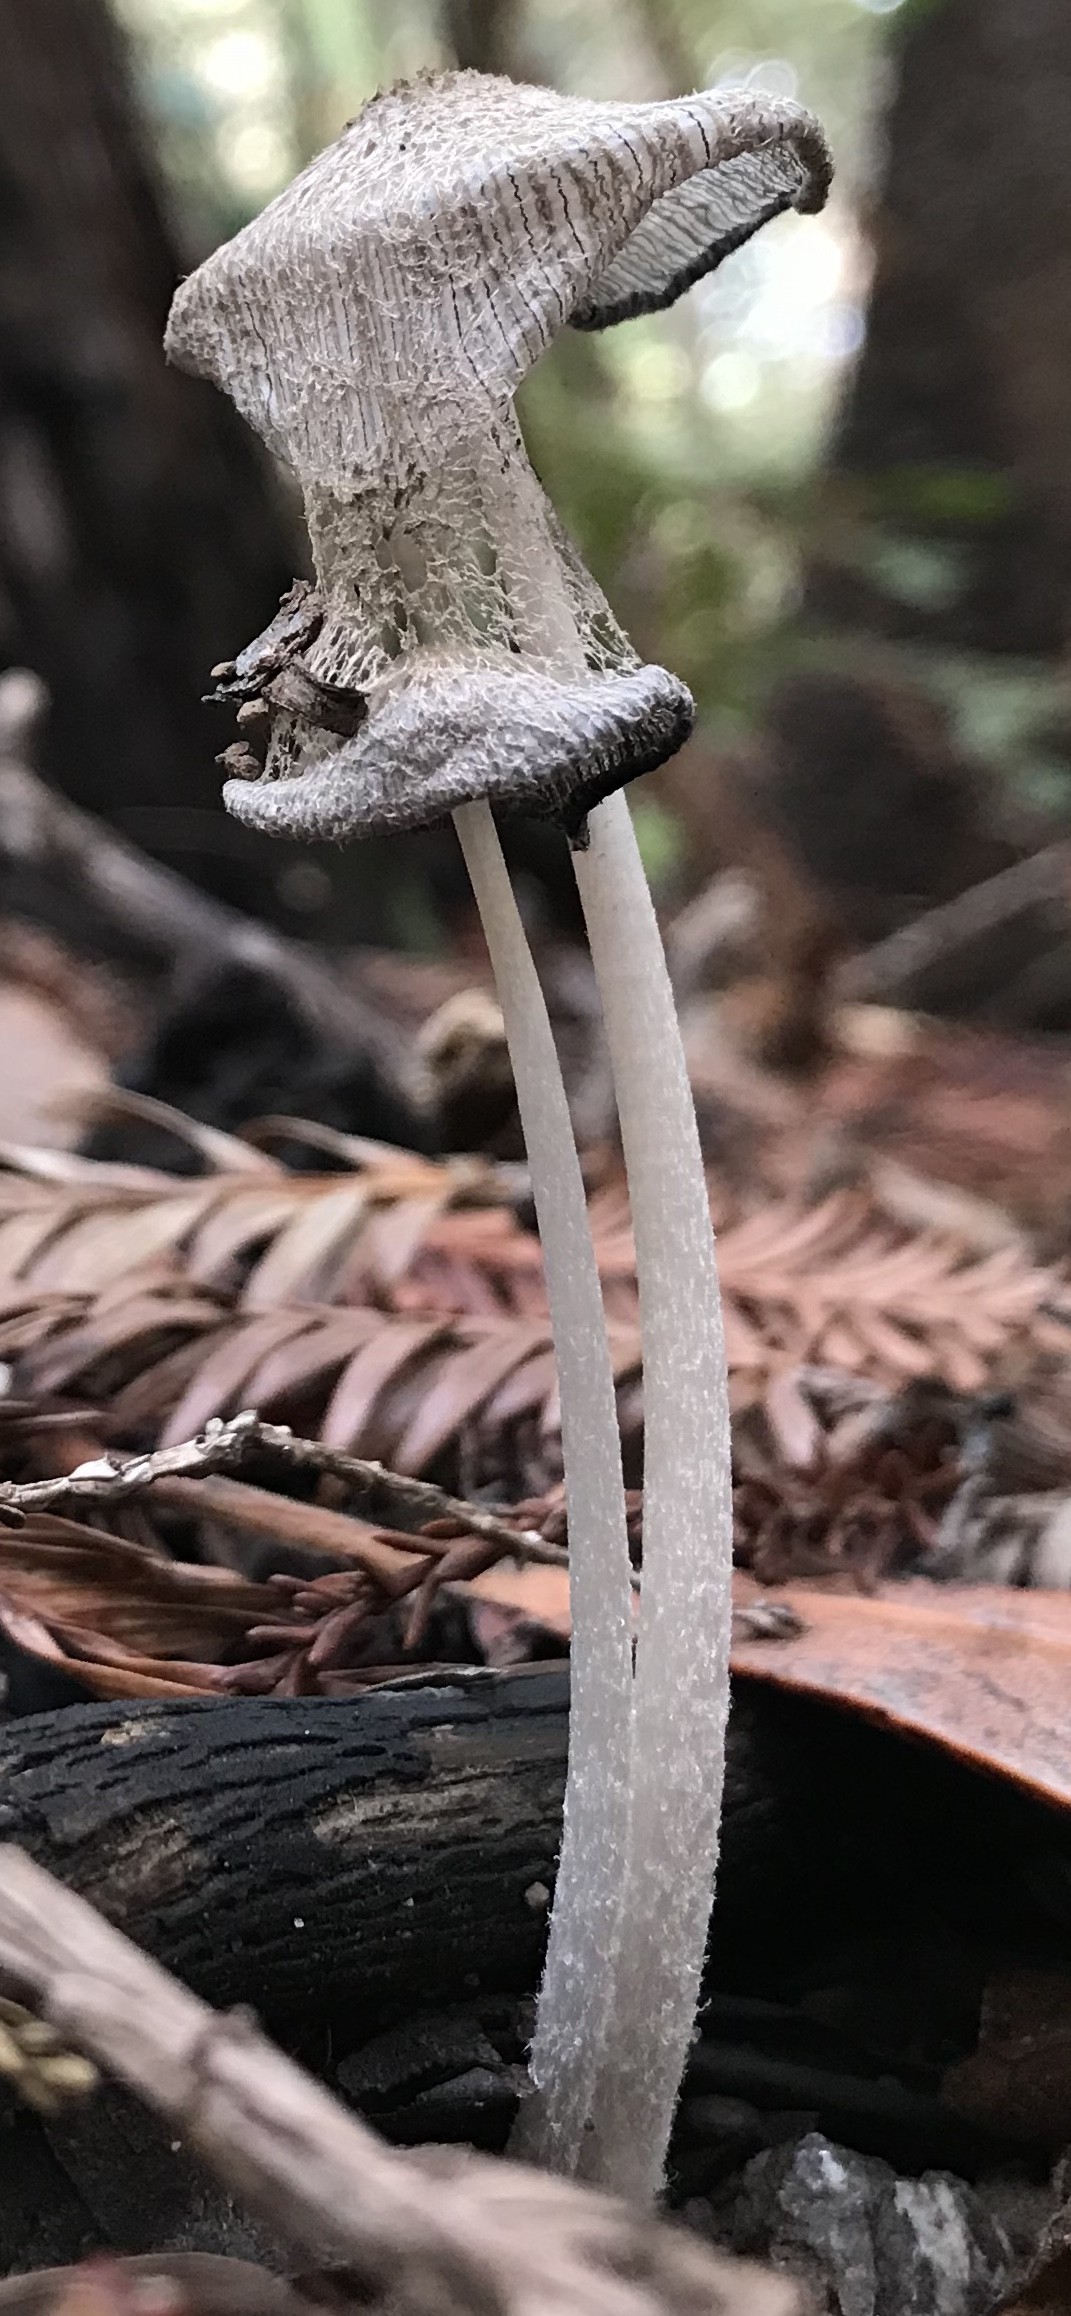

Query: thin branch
[
  {"left": 0, "top": 700, "right": 409, "bottom": 1092},
  {"left": 838, "top": 842, "right": 1071, "bottom": 1007},
  {"left": 0, "top": 1848, "right": 798, "bottom": 2316},
  {"left": 0, "top": 1411, "right": 615, "bottom": 1581}
]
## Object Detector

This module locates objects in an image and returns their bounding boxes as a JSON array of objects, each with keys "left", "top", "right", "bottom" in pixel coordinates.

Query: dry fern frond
[
  {"left": 0, "top": 1122, "right": 1061, "bottom": 1497},
  {"left": 4, "top": 1296, "right": 597, "bottom": 1493},
  {"left": 0, "top": 1120, "right": 600, "bottom": 1323},
  {"left": 718, "top": 1193, "right": 1067, "bottom": 1397}
]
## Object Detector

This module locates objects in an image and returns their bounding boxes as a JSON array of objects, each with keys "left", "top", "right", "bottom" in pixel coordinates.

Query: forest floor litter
[{"left": 1, "top": 772, "right": 1071, "bottom": 2315}]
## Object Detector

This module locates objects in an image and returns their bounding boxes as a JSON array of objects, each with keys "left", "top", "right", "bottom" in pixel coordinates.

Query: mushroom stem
[
  {"left": 451, "top": 797, "right": 634, "bottom": 2179},
  {"left": 160, "top": 54, "right": 830, "bottom": 2204},
  {"left": 570, "top": 788, "right": 734, "bottom": 2202}
]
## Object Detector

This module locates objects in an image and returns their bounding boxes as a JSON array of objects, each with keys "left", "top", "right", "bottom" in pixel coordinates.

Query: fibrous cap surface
[
  {"left": 165, "top": 70, "right": 830, "bottom": 841},
  {"left": 166, "top": 71, "right": 831, "bottom": 492}
]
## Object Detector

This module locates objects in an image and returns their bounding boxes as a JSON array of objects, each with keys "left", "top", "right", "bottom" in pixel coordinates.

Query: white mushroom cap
[
  {"left": 166, "top": 70, "right": 830, "bottom": 842},
  {"left": 166, "top": 71, "right": 831, "bottom": 494}
]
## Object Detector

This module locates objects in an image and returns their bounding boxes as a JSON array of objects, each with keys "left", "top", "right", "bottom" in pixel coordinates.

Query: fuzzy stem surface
[
  {"left": 453, "top": 798, "right": 633, "bottom": 2178},
  {"left": 571, "top": 788, "right": 733, "bottom": 2200}
]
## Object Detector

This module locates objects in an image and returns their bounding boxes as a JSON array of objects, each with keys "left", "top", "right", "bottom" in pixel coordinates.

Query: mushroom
[{"left": 165, "top": 68, "right": 831, "bottom": 2198}]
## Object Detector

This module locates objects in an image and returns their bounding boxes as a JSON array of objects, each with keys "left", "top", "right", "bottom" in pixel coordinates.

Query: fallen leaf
[{"left": 731, "top": 1580, "right": 1071, "bottom": 1808}]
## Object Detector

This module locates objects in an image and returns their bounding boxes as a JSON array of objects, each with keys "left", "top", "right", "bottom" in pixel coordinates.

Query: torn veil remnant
[{"left": 166, "top": 71, "right": 830, "bottom": 841}]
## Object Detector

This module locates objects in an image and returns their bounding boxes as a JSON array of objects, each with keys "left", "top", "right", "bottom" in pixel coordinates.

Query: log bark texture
[
  {"left": 0, "top": 1673, "right": 570, "bottom": 2027},
  {"left": 2, "top": 1665, "right": 1052, "bottom": 2052},
  {"left": 0, "top": 1670, "right": 808, "bottom": 2277},
  {"left": 0, "top": 1672, "right": 818, "bottom": 2031},
  {"left": 0, "top": 1671, "right": 1067, "bottom": 2274}
]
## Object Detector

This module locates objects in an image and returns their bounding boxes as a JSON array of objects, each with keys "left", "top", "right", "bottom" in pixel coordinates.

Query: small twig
[
  {"left": 0, "top": 742, "right": 404, "bottom": 1076},
  {"left": 0, "top": 1411, "right": 614, "bottom": 1582},
  {"left": 0, "top": 1847, "right": 798, "bottom": 2316},
  {"left": 838, "top": 841, "right": 1071, "bottom": 1007}
]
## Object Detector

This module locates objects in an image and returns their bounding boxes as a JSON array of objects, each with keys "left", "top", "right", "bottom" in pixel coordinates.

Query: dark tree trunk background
[
  {"left": 0, "top": 0, "right": 587, "bottom": 949},
  {"left": 0, "top": 0, "right": 301, "bottom": 917},
  {"left": 816, "top": 0, "right": 1071, "bottom": 659},
  {"left": 691, "top": 0, "right": 1071, "bottom": 990},
  {"left": 443, "top": 0, "right": 525, "bottom": 74}
]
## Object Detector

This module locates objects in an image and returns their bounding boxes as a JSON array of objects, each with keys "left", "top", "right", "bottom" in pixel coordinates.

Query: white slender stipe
[
  {"left": 453, "top": 798, "right": 634, "bottom": 2179},
  {"left": 164, "top": 62, "right": 830, "bottom": 2202},
  {"left": 572, "top": 790, "right": 734, "bottom": 2200}
]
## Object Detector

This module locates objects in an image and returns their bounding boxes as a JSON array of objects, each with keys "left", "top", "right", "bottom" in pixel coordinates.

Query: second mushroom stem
[
  {"left": 452, "top": 797, "right": 634, "bottom": 2180},
  {"left": 458, "top": 472, "right": 732, "bottom": 2200},
  {"left": 570, "top": 788, "right": 734, "bottom": 2200}
]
